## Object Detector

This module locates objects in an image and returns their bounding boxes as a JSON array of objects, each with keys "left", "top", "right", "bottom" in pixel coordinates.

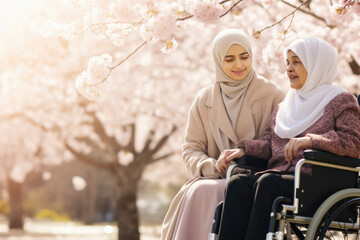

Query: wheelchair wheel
[{"left": 305, "top": 188, "right": 360, "bottom": 240}]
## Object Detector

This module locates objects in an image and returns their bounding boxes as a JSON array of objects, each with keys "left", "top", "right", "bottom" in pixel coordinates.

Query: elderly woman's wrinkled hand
[
  {"left": 215, "top": 148, "right": 245, "bottom": 174},
  {"left": 284, "top": 136, "right": 312, "bottom": 162}
]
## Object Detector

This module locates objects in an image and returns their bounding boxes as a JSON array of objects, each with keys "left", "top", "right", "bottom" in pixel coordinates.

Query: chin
[{"left": 290, "top": 83, "right": 298, "bottom": 89}]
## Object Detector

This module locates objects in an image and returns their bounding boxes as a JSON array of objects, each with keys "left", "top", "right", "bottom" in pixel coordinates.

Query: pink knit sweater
[{"left": 239, "top": 92, "right": 360, "bottom": 173}]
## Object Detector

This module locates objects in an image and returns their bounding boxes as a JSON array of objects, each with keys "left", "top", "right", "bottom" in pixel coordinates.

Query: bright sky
[{"left": 0, "top": 0, "right": 31, "bottom": 24}]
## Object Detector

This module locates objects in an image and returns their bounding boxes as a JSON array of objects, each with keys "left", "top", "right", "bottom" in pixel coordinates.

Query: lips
[
  {"left": 288, "top": 75, "right": 298, "bottom": 80},
  {"left": 233, "top": 70, "right": 245, "bottom": 75}
]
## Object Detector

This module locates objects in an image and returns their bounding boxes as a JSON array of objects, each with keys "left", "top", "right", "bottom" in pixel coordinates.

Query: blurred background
[{"left": 0, "top": 0, "right": 359, "bottom": 239}]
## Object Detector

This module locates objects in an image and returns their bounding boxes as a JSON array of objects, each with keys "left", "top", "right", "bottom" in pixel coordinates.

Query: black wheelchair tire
[{"left": 305, "top": 188, "right": 360, "bottom": 240}]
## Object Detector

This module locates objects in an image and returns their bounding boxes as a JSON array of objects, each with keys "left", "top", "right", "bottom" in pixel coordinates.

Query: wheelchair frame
[
  {"left": 267, "top": 151, "right": 360, "bottom": 240},
  {"left": 209, "top": 150, "right": 360, "bottom": 240}
]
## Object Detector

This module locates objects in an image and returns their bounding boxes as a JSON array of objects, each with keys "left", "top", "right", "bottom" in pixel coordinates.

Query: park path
[{"left": 0, "top": 220, "right": 161, "bottom": 240}]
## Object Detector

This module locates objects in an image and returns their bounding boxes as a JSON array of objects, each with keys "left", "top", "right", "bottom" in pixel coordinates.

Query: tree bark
[
  {"left": 8, "top": 178, "right": 23, "bottom": 229},
  {"left": 349, "top": 56, "right": 360, "bottom": 75},
  {"left": 115, "top": 180, "right": 140, "bottom": 240},
  {"left": 82, "top": 170, "right": 97, "bottom": 224}
]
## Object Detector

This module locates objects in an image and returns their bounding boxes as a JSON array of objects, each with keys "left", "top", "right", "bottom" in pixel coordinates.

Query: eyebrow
[
  {"left": 286, "top": 56, "right": 301, "bottom": 62},
  {"left": 224, "top": 52, "right": 249, "bottom": 58}
]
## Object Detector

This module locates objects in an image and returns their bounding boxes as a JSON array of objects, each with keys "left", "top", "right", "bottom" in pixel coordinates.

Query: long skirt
[{"left": 161, "top": 178, "right": 226, "bottom": 240}]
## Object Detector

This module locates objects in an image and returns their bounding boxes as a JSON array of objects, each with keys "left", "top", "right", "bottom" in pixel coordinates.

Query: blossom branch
[
  {"left": 254, "top": 0, "right": 311, "bottom": 37},
  {"left": 86, "top": 21, "right": 143, "bottom": 31},
  {"left": 177, "top": 0, "right": 243, "bottom": 21},
  {"left": 65, "top": 141, "right": 118, "bottom": 174},
  {"left": 95, "top": 41, "right": 148, "bottom": 86},
  {"left": 110, "top": 40, "right": 147, "bottom": 70},
  {"left": 280, "top": 0, "right": 331, "bottom": 26},
  {"left": 274, "top": 12, "right": 295, "bottom": 52},
  {"left": 220, "top": 0, "right": 244, "bottom": 17}
]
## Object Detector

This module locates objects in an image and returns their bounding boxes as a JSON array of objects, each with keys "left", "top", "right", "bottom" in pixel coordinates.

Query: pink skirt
[{"left": 172, "top": 178, "right": 226, "bottom": 240}]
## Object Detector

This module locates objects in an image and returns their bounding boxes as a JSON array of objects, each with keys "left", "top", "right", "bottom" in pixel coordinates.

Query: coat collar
[
  {"left": 206, "top": 82, "right": 256, "bottom": 145},
  {"left": 206, "top": 83, "right": 238, "bottom": 144}
]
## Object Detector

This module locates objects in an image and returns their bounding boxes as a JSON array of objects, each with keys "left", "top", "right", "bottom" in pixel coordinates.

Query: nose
[
  {"left": 287, "top": 63, "right": 294, "bottom": 72},
  {"left": 234, "top": 58, "right": 243, "bottom": 68}
]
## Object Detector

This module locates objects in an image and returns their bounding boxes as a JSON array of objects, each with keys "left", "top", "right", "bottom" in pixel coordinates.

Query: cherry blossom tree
[
  {"left": 33, "top": 0, "right": 360, "bottom": 100},
  {"left": 0, "top": 1, "right": 78, "bottom": 227},
  {"left": 0, "top": 0, "right": 193, "bottom": 236}
]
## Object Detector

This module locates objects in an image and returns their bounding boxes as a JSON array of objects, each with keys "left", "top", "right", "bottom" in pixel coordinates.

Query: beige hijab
[{"left": 210, "top": 29, "right": 256, "bottom": 151}]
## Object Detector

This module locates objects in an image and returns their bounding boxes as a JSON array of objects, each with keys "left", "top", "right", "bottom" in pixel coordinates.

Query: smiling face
[
  {"left": 221, "top": 44, "right": 252, "bottom": 81},
  {"left": 286, "top": 50, "right": 308, "bottom": 90}
]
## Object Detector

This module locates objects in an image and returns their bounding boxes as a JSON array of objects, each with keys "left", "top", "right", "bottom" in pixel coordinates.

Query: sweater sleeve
[
  {"left": 306, "top": 93, "right": 360, "bottom": 159},
  {"left": 238, "top": 110, "right": 276, "bottom": 160},
  {"left": 182, "top": 95, "right": 220, "bottom": 178}
]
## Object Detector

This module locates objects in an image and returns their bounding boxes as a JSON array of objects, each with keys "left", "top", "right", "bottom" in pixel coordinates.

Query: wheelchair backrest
[{"left": 297, "top": 165, "right": 358, "bottom": 221}]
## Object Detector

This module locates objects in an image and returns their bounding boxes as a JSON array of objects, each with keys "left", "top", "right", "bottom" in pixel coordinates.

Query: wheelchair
[{"left": 209, "top": 94, "right": 360, "bottom": 240}]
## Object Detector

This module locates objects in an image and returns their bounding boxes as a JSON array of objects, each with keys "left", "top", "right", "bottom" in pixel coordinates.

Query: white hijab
[{"left": 274, "top": 37, "right": 346, "bottom": 139}]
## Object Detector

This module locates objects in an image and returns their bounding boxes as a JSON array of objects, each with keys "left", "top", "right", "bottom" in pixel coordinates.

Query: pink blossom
[
  {"left": 75, "top": 54, "right": 113, "bottom": 102},
  {"left": 42, "top": 171, "right": 52, "bottom": 181},
  {"left": 258, "top": 0, "right": 277, "bottom": 8},
  {"left": 186, "top": 0, "right": 224, "bottom": 24},
  {"left": 117, "top": 151, "right": 134, "bottom": 166},
  {"left": 140, "top": 10, "right": 179, "bottom": 41},
  {"left": 62, "top": 0, "right": 89, "bottom": 9},
  {"left": 86, "top": 54, "right": 112, "bottom": 85},
  {"left": 161, "top": 38, "right": 179, "bottom": 53},
  {"left": 75, "top": 71, "right": 111, "bottom": 101},
  {"left": 105, "top": 23, "right": 132, "bottom": 46},
  {"left": 249, "top": 28, "right": 261, "bottom": 39},
  {"left": 109, "top": 2, "right": 140, "bottom": 22},
  {"left": 140, "top": 24, "right": 153, "bottom": 41},
  {"left": 330, "top": 3, "right": 348, "bottom": 15},
  {"left": 349, "top": 3, "right": 360, "bottom": 14},
  {"left": 72, "top": 176, "right": 87, "bottom": 191},
  {"left": 84, "top": 8, "right": 109, "bottom": 36},
  {"left": 31, "top": 20, "right": 77, "bottom": 40}
]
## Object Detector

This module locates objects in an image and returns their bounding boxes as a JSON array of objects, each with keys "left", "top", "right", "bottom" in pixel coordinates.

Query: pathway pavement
[{"left": 0, "top": 220, "right": 161, "bottom": 240}]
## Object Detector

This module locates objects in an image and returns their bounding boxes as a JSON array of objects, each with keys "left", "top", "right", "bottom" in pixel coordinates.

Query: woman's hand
[
  {"left": 284, "top": 136, "right": 312, "bottom": 162},
  {"left": 215, "top": 148, "right": 245, "bottom": 174}
]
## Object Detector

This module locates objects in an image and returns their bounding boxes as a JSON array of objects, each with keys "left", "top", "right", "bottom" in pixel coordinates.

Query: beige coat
[{"left": 161, "top": 75, "right": 284, "bottom": 239}]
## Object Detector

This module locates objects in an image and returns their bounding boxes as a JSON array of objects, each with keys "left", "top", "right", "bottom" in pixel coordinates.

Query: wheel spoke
[{"left": 312, "top": 197, "right": 360, "bottom": 240}]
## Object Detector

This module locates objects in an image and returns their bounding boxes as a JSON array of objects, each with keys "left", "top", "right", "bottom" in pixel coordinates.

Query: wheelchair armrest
[
  {"left": 303, "top": 149, "right": 360, "bottom": 168},
  {"left": 232, "top": 155, "right": 268, "bottom": 172}
]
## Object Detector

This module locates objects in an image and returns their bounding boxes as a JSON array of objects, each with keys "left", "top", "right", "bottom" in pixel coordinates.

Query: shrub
[
  {"left": 35, "top": 209, "right": 71, "bottom": 222},
  {"left": 0, "top": 199, "right": 10, "bottom": 217}
]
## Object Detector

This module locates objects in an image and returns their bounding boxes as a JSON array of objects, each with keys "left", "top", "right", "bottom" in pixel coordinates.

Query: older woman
[
  {"left": 161, "top": 29, "right": 284, "bottom": 240},
  {"left": 217, "top": 37, "right": 360, "bottom": 240}
]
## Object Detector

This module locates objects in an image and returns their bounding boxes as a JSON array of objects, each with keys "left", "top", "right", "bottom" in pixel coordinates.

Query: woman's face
[
  {"left": 222, "top": 44, "right": 252, "bottom": 81},
  {"left": 286, "top": 50, "right": 308, "bottom": 90}
]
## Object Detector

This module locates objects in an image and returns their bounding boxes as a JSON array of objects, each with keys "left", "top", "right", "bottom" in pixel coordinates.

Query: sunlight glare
[{"left": 0, "top": 0, "right": 31, "bottom": 26}]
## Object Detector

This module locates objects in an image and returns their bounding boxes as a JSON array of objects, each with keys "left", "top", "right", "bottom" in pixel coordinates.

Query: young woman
[
  {"left": 217, "top": 37, "right": 360, "bottom": 240},
  {"left": 161, "top": 29, "right": 284, "bottom": 240}
]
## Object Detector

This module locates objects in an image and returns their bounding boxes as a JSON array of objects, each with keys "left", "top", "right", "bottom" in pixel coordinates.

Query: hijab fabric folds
[
  {"left": 210, "top": 29, "right": 255, "bottom": 151},
  {"left": 274, "top": 37, "right": 346, "bottom": 139}
]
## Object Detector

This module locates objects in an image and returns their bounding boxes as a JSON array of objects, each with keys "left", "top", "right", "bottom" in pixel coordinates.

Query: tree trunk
[
  {"left": 8, "top": 178, "right": 23, "bottom": 229},
  {"left": 82, "top": 170, "right": 97, "bottom": 224},
  {"left": 115, "top": 181, "right": 140, "bottom": 240}
]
